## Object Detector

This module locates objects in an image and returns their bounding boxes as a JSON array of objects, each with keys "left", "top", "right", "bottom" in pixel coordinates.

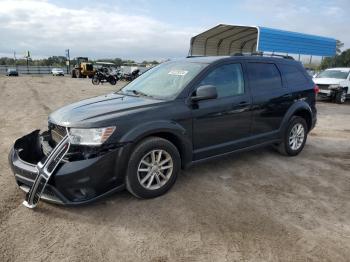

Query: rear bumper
[{"left": 9, "top": 130, "right": 127, "bottom": 206}]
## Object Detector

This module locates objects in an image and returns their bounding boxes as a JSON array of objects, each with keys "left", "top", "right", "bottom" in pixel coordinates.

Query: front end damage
[{"left": 9, "top": 129, "right": 126, "bottom": 208}]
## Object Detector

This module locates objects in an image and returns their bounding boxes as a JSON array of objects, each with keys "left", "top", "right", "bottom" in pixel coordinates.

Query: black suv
[{"left": 9, "top": 55, "right": 317, "bottom": 208}]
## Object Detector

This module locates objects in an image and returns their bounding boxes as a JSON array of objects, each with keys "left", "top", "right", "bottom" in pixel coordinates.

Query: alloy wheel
[
  {"left": 137, "top": 149, "right": 174, "bottom": 190},
  {"left": 289, "top": 123, "right": 305, "bottom": 150}
]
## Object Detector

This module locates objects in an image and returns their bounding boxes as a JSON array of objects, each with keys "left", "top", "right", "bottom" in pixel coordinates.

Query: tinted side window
[
  {"left": 247, "top": 63, "right": 282, "bottom": 91},
  {"left": 279, "top": 64, "right": 310, "bottom": 87},
  {"left": 198, "top": 64, "right": 244, "bottom": 98}
]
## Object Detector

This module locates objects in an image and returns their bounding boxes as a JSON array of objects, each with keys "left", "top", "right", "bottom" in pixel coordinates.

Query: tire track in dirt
[
  {"left": 0, "top": 78, "right": 24, "bottom": 227},
  {"left": 29, "top": 85, "right": 52, "bottom": 114},
  {"left": 0, "top": 78, "right": 8, "bottom": 92}
]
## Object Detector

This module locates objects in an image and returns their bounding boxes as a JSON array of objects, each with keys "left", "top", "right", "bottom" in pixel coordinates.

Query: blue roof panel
[{"left": 257, "top": 27, "right": 336, "bottom": 56}]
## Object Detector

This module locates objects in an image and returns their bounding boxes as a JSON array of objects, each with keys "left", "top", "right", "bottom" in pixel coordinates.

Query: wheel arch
[
  {"left": 280, "top": 101, "right": 313, "bottom": 133},
  {"left": 119, "top": 121, "right": 193, "bottom": 169}
]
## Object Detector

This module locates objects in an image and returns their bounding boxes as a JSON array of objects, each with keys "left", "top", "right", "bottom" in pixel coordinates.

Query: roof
[{"left": 190, "top": 24, "right": 336, "bottom": 57}]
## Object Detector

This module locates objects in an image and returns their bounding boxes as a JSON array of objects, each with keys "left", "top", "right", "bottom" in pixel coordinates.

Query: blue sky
[{"left": 0, "top": 0, "right": 349, "bottom": 60}]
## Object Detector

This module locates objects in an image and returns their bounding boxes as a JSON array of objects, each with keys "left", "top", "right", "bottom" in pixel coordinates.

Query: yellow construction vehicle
[{"left": 71, "top": 57, "right": 95, "bottom": 78}]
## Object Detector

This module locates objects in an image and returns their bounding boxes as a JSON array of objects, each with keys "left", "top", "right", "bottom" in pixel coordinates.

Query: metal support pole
[
  {"left": 309, "top": 55, "right": 312, "bottom": 64},
  {"left": 65, "top": 49, "right": 70, "bottom": 74}
]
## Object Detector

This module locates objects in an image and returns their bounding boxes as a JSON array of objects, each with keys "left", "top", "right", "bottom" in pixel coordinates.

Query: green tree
[
  {"left": 320, "top": 48, "right": 350, "bottom": 70},
  {"left": 336, "top": 40, "right": 344, "bottom": 54}
]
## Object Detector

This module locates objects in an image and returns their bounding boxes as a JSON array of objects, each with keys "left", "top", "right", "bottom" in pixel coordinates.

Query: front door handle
[
  {"left": 230, "top": 101, "right": 250, "bottom": 113},
  {"left": 238, "top": 101, "right": 249, "bottom": 106},
  {"left": 282, "top": 94, "right": 292, "bottom": 98}
]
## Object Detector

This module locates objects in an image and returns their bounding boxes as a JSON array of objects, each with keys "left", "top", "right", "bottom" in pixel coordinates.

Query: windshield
[
  {"left": 120, "top": 61, "right": 207, "bottom": 99},
  {"left": 316, "top": 70, "right": 349, "bottom": 79}
]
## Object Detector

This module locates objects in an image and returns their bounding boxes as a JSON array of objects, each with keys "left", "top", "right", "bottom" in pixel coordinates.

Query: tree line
[
  {"left": 0, "top": 56, "right": 160, "bottom": 67},
  {"left": 320, "top": 48, "right": 350, "bottom": 70},
  {"left": 1, "top": 49, "right": 348, "bottom": 71}
]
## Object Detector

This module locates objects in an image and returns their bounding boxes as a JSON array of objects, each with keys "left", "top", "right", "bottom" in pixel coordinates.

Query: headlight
[
  {"left": 69, "top": 126, "right": 116, "bottom": 145},
  {"left": 329, "top": 84, "right": 341, "bottom": 89}
]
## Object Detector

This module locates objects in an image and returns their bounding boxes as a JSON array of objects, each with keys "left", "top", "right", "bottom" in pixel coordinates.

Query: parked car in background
[
  {"left": 313, "top": 68, "right": 350, "bottom": 104},
  {"left": 9, "top": 55, "right": 317, "bottom": 208},
  {"left": 51, "top": 68, "right": 65, "bottom": 76},
  {"left": 6, "top": 68, "right": 19, "bottom": 76}
]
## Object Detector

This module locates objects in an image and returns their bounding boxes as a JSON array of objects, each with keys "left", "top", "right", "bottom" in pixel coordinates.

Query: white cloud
[
  {"left": 0, "top": 0, "right": 199, "bottom": 60},
  {"left": 0, "top": 0, "right": 348, "bottom": 60}
]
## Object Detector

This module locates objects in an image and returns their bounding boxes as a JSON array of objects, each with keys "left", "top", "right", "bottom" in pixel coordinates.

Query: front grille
[
  {"left": 50, "top": 124, "right": 67, "bottom": 146},
  {"left": 46, "top": 143, "right": 70, "bottom": 173},
  {"left": 318, "top": 84, "right": 329, "bottom": 90},
  {"left": 19, "top": 184, "right": 63, "bottom": 204}
]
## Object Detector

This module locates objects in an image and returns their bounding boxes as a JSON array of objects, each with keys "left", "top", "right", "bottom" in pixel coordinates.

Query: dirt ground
[{"left": 0, "top": 75, "right": 349, "bottom": 262}]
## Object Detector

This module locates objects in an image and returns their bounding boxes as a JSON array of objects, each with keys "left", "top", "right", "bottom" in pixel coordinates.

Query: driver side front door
[{"left": 191, "top": 62, "right": 252, "bottom": 160}]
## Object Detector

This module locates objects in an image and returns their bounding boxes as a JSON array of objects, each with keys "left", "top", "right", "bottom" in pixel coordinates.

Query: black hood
[{"left": 49, "top": 93, "right": 164, "bottom": 128}]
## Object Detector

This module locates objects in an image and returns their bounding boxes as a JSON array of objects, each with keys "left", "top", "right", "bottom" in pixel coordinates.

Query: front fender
[{"left": 119, "top": 120, "right": 193, "bottom": 168}]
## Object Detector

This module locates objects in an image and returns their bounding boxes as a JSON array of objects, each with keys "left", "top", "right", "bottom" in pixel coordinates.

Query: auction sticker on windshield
[{"left": 168, "top": 70, "right": 188, "bottom": 76}]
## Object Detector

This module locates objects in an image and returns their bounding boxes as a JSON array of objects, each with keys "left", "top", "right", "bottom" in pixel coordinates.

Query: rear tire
[
  {"left": 335, "top": 89, "right": 347, "bottom": 104},
  {"left": 126, "top": 137, "right": 181, "bottom": 199},
  {"left": 276, "top": 116, "right": 308, "bottom": 156}
]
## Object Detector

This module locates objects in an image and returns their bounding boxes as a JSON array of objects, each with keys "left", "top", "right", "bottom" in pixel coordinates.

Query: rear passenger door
[{"left": 246, "top": 62, "right": 293, "bottom": 137}]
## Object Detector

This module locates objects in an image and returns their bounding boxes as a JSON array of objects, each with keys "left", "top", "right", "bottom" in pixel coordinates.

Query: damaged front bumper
[{"left": 9, "top": 130, "right": 127, "bottom": 208}]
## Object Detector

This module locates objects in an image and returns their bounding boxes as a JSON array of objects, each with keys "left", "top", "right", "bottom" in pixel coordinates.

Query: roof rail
[{"left": 232, "top": 52, "right": 295, "bottom": 60}]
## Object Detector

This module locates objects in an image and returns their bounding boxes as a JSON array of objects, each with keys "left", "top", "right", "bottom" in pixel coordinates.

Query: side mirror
[{"left": 191, "top": 85, "right": 218, "bottom": 102}]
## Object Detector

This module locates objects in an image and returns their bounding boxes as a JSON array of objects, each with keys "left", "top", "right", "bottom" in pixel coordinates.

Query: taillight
[{"left": 314, "top": 84, "right": 319, "bottom": 95}]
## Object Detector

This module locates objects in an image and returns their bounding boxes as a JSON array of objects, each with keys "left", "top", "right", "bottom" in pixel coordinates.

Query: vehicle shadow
[{"left": 36, "top": 145, "right": 281, "bottom": 224}]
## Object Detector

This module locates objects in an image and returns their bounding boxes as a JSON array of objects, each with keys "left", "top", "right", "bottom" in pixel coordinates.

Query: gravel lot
[{"left": 0, "top": 76, "right": 349, "bottom": 262}]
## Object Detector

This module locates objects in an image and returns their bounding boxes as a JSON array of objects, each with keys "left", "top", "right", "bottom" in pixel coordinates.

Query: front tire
[
  {"left": 335, "top": 89, "right": 347, "bottom": 104},
  {"left": 126, "top": 137, "right": 181, "bottom": 199},
  {"left": 108, "top": 76, "right": 117, "bottom": 85},
  {"left": 276, "top": 116, "right": 308, "bottom": 156},
  {"left": 92, "top": 77, "right": 100, "bottom": 85}
]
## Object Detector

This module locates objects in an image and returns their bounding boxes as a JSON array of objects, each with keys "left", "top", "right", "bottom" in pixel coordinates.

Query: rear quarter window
[
  {"left": 279, "top": 64, "right": 311, "bottom": 89},
  {"left": 247, "top": 63, "right": 283, "bottom": 92}
]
